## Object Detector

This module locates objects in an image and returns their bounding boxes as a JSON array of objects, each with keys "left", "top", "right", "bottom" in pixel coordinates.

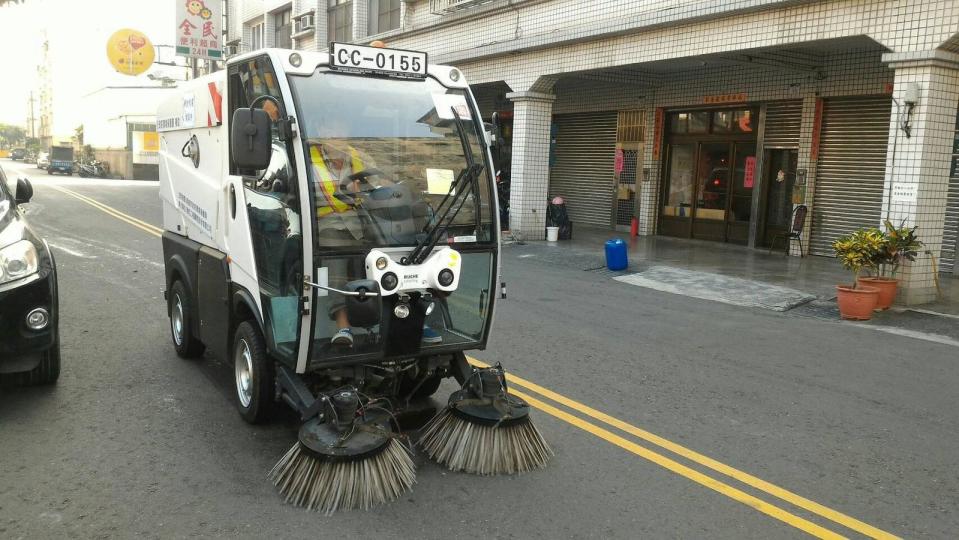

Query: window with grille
[
  {"left": 328, "top": 0, "right": 353, "bottom": 42},
  {"left": 368, "top": 0, "right": 400, "bottom": 34},
  {"left": 274, "top": 9, "right": 292, "bottom": 48}
]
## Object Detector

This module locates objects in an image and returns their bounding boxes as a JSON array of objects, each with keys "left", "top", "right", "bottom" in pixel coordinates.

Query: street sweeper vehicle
[{"left": 157, "top": 44, "right": 551, "bottom": 513}]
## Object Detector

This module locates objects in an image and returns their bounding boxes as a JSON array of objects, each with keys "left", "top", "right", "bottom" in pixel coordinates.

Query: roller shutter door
[
  {"left": 942, "top": 109, "right": 959, "bottom": 273},
  {"left": 763, "top": 100, "right": 803, "bottom": 148},
  {"left": 809, "top": 96, "right": 892, "bottom": 256},
  {"left": 548, "top": 111, "right": 617, "bottom": 228}
]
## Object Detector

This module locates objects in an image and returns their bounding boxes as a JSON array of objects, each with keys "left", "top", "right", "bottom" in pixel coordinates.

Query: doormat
[{"left": 614, "top": 266, "right": 816, "bottom": 311}]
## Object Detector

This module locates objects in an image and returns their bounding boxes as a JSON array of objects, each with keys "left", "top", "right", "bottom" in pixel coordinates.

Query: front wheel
[
  {"left": 233, "top": 321, "right": 274, "bottom": 424},
  {"left": 169, "top": 280, "right": 205, "bottom": 358}
]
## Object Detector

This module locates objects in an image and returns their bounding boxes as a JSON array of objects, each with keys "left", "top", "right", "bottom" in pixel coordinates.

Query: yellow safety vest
[{"left": 310, "top": 145, "right": 352, "bottom": 217}]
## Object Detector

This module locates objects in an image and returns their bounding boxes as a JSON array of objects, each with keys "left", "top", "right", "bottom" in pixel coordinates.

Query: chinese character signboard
[
  {"left": 132, "top": 131, "right": 160, "bottom": 165},
  {"left": 743, "top": 156, "right": 756, "bottom": 188},
  {"left": 176, "top": 0, "right": 222, "bottom": 61}
]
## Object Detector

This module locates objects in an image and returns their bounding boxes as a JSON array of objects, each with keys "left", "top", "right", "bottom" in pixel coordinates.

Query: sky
[{"left": 0, "top": 0, "right": 186, "bottom": 134}]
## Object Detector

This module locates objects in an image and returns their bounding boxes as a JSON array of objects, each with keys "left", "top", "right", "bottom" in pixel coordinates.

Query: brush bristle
[
  {"left": 267, "top": 438, "right": 416, "bottom": 514},
  {"left": 418, "top": 407, "right": 553, "bottom": 475}
]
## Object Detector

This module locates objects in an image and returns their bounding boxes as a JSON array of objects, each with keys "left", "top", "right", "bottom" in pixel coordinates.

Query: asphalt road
[{"left": 1, "top": 158, "right": 958, "bottom": 539}]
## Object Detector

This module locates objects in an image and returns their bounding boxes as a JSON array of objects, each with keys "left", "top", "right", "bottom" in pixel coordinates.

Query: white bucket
[{"left": 546, "top": 226, "right": 559, "bottom": 241}]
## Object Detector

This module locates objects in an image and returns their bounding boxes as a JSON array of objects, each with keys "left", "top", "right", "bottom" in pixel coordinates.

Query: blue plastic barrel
[{"left": 605, "top": 238, "right": 628, "bottom": 271}]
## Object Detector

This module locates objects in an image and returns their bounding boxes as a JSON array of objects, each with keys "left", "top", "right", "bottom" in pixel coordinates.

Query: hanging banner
[
  {"left": 652, "top": 108, "right": 664, "bottom": 161},
  {"left": 106, "top": 29, "right": 155, "bottom": 76},
  {"left": 176, "top": 0, "right": 223, "bottom": 61},
  {"left": 810, "top": 98, "right": 824, "bottom": 161},
  {"left": 744, "top": 156, "right": 756, "bottom": 188}
]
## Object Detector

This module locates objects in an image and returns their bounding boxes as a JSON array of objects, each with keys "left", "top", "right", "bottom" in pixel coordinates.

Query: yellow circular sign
[{"left": 106, "top": 29, "right": 155, "bottom": 76}]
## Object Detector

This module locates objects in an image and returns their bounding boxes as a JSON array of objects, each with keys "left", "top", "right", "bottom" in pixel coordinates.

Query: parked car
[
  {"left": 0, "top": 164, "right": 60, "bottom": 385},
  {"left": 9, "top": 148, "right": 26, "bottom": 161},
  {"left": 36, "top": 152, "right": 50, "bottom": 170}
]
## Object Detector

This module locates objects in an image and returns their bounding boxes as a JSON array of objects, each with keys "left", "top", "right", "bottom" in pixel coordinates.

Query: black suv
[
  {"left": 0, "top": 165, "right": 60, "bottom": 384},
  {"left": 9, "top": 148, "right": 27, "bottom": 161}
]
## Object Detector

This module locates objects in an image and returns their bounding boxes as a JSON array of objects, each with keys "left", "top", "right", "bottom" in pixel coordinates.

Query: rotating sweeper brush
[
  {"left": 419, "top": 362, "right": 552, "bottom": 475},
  {"left": 268, "top": 390, "right": 415, "bottom": 514}
]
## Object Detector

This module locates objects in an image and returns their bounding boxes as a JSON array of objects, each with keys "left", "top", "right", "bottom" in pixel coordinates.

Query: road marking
[
  {"left": 508, "top": 387, "right": 846, "bottom": 539},
  {"left": 468, "top": 357, "right": 898, "bottom": 540},
  {"left": 49, "top": 187, "right": 896, "bottom": 539},
  {"left": 47, "top": 185, "right": 162, "bottom": 238}
]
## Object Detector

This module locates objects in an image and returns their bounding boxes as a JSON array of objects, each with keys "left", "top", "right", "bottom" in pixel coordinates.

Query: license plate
[{"left": 329, "top": 42, "right": 427, "bottom": 78}]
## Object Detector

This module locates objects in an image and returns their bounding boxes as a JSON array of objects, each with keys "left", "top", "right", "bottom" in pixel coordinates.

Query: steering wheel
[{"left": 249, "top": 94, "right": 281, "bottom": 117}]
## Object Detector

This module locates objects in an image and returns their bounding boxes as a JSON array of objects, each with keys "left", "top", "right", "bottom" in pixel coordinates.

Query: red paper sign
[
  {"left": 614, "top": 148, "right": 624, "bottom": 174},
  {"left": 810, "top": 98, "right": 823, "bottom": 161},
  {"left": 652, "top": 108, "right": 664, "bottom": 160},
  {"left": 744, "top": 156, "right": 756, "bottom": 188}
]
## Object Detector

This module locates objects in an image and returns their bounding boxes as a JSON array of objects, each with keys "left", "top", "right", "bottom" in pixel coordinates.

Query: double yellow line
[
  {"left": 48, "top": 184, "right": 897, "bottom": 539},
  {"left": 48, "top": 185, "right": 163, "bottom": 238},
  {"left": 467, "top": 357, "right": 898, "bottom": 539}
]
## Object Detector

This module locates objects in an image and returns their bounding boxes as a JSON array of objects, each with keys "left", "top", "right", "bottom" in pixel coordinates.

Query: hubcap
[
  {"left": 172, "top": 295, "right": 184, "bottom": 346},
  {"left": 234, "top": 338, "right": 254, "bottom": 408}
]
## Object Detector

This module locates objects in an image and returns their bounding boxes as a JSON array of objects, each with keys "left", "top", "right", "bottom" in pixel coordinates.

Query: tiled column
[
  {"left": 506, "top": 90, "right": 555, "bottom": 240},
  {"left": 352, "top": 0, "right": 369, "bottom": 43},
  {"left": 791, "top": 94, "right": 820, "bottom": 256},
  {"left": 881, "top": 51, "right": 959, "bottom": 304}
]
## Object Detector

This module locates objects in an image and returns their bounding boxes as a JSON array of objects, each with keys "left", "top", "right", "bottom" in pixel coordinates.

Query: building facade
[
  {"left": 81, "top": 86, "right": 176, "bottom": 180},
  {"left": 223, "top": 0, "right": 959, "bottom": 303}
]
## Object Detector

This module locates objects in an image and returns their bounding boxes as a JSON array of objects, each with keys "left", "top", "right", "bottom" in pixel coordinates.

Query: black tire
[
  {"left": 169, "top": 280, "right": 205, "bottom": 358},
  {"left": 233, "top": 321, "right": 274, "bottom": 424},
  {"left": 408, "top": 372, "right": 444, "bottom": 399},
  {"left": 19, "top": 346, "right": 61, "bottom": 385}
]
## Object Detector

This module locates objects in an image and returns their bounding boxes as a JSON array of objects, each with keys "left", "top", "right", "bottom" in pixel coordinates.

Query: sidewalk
[{"left": 503, "top": 226, "right": 959, "bottom": 318}]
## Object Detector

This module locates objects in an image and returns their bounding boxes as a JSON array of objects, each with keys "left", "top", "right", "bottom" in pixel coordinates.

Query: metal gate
[
  {"left": 548, "top": 111, "right": 618, "bottom": 228},
  {"left": 615, "top": 110, "right": 645, "bottom": 227},
  {"left": 763, "top": 100, "right": 802, "bottom": 148},
  {"left": 810, "top": 96, "right": 892, "bottom": 256},
  {"left": 942, "top": 109, "right": 959, "bottom": 273}
]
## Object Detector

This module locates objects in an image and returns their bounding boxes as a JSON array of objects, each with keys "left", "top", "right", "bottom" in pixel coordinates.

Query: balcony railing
[{"left": 429, "top": 0, "right": 498, "bottom": 15}]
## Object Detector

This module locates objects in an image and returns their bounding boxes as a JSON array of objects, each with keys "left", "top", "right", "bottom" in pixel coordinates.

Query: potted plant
[
  {"left": 832, "top": 228, "right": 882, "bottom": 320},
  {"left": 857, "top": 220, "right": 922, "bottom": 310}
]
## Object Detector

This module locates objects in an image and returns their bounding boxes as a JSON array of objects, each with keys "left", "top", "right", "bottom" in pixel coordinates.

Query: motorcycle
[{"left": 77, "top": 160, "right": 110, "bottom": 179}]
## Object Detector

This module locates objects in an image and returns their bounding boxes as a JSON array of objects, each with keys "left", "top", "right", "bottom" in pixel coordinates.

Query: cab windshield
[{"left": 289, "top": 71, "right": 494, "bottom": 250}]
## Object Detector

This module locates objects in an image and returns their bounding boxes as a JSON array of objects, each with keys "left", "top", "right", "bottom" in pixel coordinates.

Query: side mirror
[
  {"left": 344, "top": 279, "right": 381, "bottom": 328},
  {"left": 15, "top": 177, "right": 33, "bottom": 204},
  {"left": 231, "top": 107, "right": 272, "bottom": 170}
]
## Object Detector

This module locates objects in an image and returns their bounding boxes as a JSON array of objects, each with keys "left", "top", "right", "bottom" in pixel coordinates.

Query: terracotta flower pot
[
  {"left": 857, "top": 277, "right": 898, "bottom": 310},
  {"left": 836, "top": 285, "right": 879, "bottom": 320}
]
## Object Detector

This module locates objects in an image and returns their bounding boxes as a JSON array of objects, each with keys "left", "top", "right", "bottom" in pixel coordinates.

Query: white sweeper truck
[{"left": 157, "top": 43, "right": 551, "bottom": 513}]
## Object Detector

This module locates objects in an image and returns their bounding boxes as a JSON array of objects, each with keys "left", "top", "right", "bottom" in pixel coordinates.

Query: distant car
[
  {"left": 0, "top": 164, "right": 60, "bottom": 385},
  {"left": 10, "top": 148, "right": 26, "bottom": 161},
  {"left": 36, "top": 152, "right": 50, "bottom": 170}
]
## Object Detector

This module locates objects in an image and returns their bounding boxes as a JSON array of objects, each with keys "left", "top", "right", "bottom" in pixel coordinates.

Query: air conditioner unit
[
  {"left": 224, "top": 44, "right": 239, "bottom": 57},
  {"left": 295, "top": 12, "right": 315, "bottom": 33}
]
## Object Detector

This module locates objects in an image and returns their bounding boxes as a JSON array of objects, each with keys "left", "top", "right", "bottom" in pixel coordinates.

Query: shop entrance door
[
  {"left": 760, "top": 149, "right": 798, "bottom": 247},
  {"left": 690, "top": 142, "right": 756, "bottom": 244}
]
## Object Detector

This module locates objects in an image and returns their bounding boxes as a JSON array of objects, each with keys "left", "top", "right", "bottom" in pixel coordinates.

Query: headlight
[
  {"left": 437, "top": 269, "right": 454, "bottom": 287},
  {"left": 375, "top": 256, "right": 389, "bottom": 270},
  {"left": 0, "top": 240, "right": 39, "bottom": 285}
]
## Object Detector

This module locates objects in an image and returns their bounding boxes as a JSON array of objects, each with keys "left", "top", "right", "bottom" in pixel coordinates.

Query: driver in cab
[{"left": 310, "top": 140, "right": 375, "bottom": 347}]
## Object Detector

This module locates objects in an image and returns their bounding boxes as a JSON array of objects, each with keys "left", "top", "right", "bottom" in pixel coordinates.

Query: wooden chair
[{"left": 768, "top": 205, "right": 808, "bottom": 257}]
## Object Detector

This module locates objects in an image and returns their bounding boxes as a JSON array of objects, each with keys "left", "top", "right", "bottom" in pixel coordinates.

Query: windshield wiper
[{"left": 406, "top": 107, "right": 484, "bottom": 265}]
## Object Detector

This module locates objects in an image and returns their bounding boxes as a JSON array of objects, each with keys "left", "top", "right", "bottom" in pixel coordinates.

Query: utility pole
[{"left": 27, "top": 91, "right": 36, "bottom": 139}]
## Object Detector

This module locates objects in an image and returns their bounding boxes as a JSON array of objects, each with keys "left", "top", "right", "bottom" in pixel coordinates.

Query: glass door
[
  {"left": 691, "top": 143, "right": 730, "bottom": 241},
  {"left": 726, "top": 142, "right": 757, "bottom": 244},
  {"left": 760, "top": 149, "right": 798, "bottom": 246}
]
